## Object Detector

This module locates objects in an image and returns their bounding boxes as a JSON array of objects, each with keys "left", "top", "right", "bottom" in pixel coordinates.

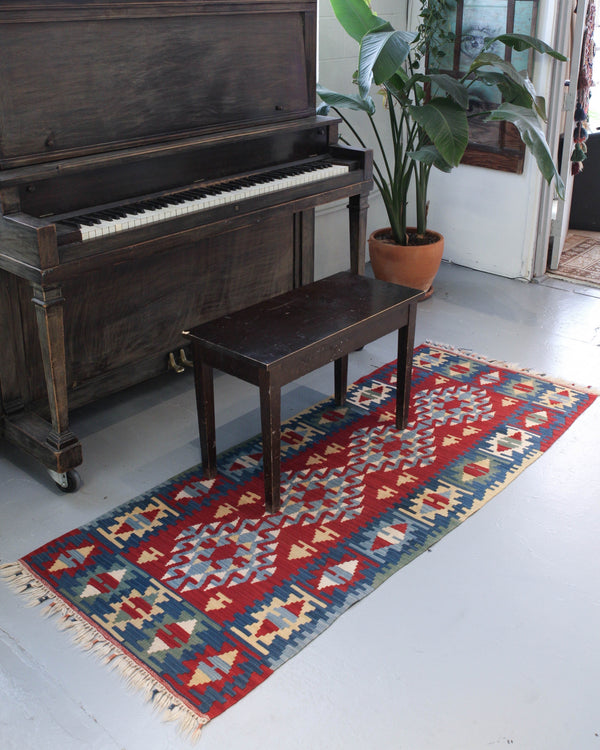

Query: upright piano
[{"left": 0, "top": 0, "right": 372, "bottom": 490}]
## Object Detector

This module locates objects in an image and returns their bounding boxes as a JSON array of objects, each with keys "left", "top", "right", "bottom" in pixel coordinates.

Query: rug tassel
[{"left": 0, "top": 560, "right": 208, "bottom": 742}]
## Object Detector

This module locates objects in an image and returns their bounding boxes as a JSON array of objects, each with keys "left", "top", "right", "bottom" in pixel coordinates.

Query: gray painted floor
[{"left": 1, "top": 262, "right": 599, "bottom": 750}]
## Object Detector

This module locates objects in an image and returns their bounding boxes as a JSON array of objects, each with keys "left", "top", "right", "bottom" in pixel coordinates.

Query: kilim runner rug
[
  {"left": 1, "top": 343, "right": 597, "bottom": 740},
  {"left": 550, "top": 230, "right": 600, "bottom": 288}
]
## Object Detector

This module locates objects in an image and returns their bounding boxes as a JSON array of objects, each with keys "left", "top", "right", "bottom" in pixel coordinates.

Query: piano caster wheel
[{"left": 48, "top": 468, "right": 81, "bottom": 493}]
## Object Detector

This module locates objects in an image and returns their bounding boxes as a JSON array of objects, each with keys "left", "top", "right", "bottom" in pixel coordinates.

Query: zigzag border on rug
[
  {"left": 0, "top": 560, "right": 208, "bottom": 742},
  {"left": 424, "top": 341, "right": 600, "bottom": 395}
]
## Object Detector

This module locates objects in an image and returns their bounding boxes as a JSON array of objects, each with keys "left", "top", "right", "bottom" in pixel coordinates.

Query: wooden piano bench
[{"left": 183, "top": 271, "right": 424, "bottom": 513}]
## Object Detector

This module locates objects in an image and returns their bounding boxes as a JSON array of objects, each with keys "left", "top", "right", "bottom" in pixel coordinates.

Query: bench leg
[
  {"left": 259, "top": 371, "right": 281, "bottom": 513},
  {"left": 395, "top": 301, "right": 418, "bottom": 430},
  {"left": 334, "top": 355, "right": 349, "bottom": 406},
  {"left": 193, "top": 352, "right": 217, "bottom": 478}
]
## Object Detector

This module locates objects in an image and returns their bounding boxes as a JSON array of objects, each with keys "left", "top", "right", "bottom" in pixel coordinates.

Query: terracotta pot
[{"left": 368, "top": 227, "right": 444, "bottom": 298}]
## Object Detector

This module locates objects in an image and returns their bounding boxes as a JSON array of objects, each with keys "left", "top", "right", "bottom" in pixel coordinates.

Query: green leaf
[
  {"left": 486, "top": 103, "right": 565, "bottom": 198},
  {"left": 330, "top": 0, "right": 387, "bottom": 43},
  {"left": 385, "top": 69, "right": 410, "bottom": 103},
  {"left": 409, "top": 97, "right": 469, "bottom": 166},
  {"left": 372, "top": 30, "right": 414, "bottom": 84},
  {"left": 469, "top": 52, "right": 547, "bottom": 119},
  {"left": 357, "top": 28, "right": 413, "bottom": 97},
  {"left": 473, "top": 72, "right": 547, "bottom": 118},
  {"left": 408, "top": 144, "right": 453, "bottom": 172},
  {"left": 316, "top": 83, "right": 376, "bottom": 115},
  {"left": 410, "top": 72, "right": 470, "bottom": 109},
  {"left": 469, "top": 52, "right": 523, "bottom": 81},
  {"left": 487, "top": 33, "right": 567, "bottom": 61}
]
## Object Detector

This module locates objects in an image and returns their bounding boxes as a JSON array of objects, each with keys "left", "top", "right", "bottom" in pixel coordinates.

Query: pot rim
[{"left": 369, "top": 227, "right": 444, "bottom": 246}]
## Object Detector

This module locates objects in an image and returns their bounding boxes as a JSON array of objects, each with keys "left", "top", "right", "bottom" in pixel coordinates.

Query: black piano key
[
  {"left": 93, "top": 209, "right": 127, "bottom": 219},
  {"left": 140, "top": 199, "right": 166, "bottom": 209}
]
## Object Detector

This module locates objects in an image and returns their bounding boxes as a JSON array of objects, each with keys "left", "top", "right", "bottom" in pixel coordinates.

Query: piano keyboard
[{"left": 60, "top": 161, "right": 350, "bottom": 241}]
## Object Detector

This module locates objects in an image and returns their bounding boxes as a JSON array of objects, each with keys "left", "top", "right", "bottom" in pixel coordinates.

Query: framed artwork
[{"left": 431, "top": 0, "right": 539, "bottom": 173}]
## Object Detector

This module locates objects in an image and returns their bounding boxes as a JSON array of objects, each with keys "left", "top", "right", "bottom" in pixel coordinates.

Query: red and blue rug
[{"left": 1, "top": 344, "right": 596, "bottom": 739}]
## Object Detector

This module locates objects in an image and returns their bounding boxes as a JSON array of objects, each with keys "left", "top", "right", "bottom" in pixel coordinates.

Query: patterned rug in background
[
  {"left": 1, "top": 344, "right": 596, "bottom": 739},
  {"left": 551, "top": 231, "right": 600, "bottom": 287}
]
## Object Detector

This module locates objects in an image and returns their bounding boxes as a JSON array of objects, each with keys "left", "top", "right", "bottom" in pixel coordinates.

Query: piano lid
[{"left": 0, "top": 0, "right": 317, "bottom": 169}]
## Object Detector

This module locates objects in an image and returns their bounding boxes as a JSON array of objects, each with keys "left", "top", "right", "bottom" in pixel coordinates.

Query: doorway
[{"left": 544, "top": 0, "right": 600, "bottom": 287}]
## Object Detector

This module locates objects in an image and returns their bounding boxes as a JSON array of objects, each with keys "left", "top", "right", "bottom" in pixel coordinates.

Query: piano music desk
[{"left": 184, "top": 271, "right": 424, "bottom": 513}]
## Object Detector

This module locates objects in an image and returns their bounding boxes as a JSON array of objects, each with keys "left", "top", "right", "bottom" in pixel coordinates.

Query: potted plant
[{"left": 317, "top": 0, "right": 566, "bottom": 295}]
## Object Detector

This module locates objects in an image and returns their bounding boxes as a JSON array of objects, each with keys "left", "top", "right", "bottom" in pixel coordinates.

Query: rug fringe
[
  {"left": 0, "top": 560, "right": 208, "bottom": 742},
  {"left": 424, "top": 341, "right": 600, "bottom": 395}
]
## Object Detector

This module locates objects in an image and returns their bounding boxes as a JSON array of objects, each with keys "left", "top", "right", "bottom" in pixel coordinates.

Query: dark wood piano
[{"left": 0, "top": 0, "right": 372, "bottom": 491}]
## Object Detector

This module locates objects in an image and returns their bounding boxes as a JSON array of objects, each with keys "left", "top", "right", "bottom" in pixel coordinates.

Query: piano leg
[
  {"left": 0, "top": 282, "right": 82, "bottom": 488},
  {"left": 29, "top": 283, "right": 82, "bottom": 478},
  {"left": 348, "top": 190, "right": 369, "bottom": 275},
  {"left": 0, "top": 270, "right": 25, "bottom": 416}
]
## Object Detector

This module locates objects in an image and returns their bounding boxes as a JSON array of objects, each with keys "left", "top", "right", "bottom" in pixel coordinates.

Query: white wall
[
  {"left": 315, "top": 0, "right": 562, "bottom": 281},
  {"left": 315, "top": 0, "right": 399, "bottom": 278}
]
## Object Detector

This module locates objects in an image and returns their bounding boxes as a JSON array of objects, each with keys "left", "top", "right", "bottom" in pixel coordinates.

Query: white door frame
[{"left": 534, "top": 0, "right": 590, "bottom": 275}]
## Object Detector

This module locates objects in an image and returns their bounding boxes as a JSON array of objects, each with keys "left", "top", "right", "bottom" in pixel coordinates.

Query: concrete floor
[{"left": 1, "top": 261, "right": 600, "bottom": 750}]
